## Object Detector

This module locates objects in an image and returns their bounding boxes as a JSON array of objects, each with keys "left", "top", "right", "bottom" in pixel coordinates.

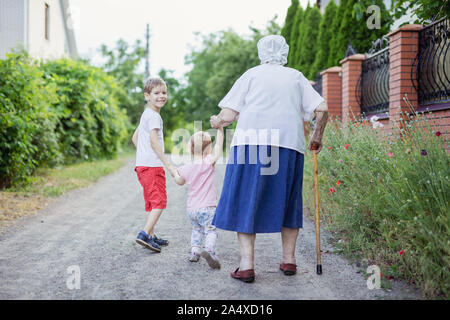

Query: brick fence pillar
[
  {"left": 320, "top": 66, "right": 342, "bottom": 120},
  {"left": 387, "top": 24, "right": 422, "bottom": 126},
  {"left": 339, "top": 54, "right": 365, "bottom": 123}
]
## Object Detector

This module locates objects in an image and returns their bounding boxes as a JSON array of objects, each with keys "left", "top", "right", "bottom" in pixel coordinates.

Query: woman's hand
[{"left": 308, "top": 139, "right": 323, "bottom": 154}]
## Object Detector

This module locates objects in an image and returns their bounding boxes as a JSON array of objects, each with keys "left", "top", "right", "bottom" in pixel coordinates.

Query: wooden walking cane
[{"left": 311, "top": 142, "right": 322, "bottom": 275}]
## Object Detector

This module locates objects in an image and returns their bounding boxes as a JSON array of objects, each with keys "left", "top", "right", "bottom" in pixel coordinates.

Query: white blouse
[{"left": 218, "top": 63, "right": 324, "bottom": 154}]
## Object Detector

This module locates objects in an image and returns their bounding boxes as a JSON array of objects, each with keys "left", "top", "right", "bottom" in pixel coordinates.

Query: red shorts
[{"left": 135, "top": 166, "right": 167, "bottom": 211}]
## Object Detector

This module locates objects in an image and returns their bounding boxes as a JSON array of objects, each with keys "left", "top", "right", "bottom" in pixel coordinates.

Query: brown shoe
[
  {"left": 230, "top": 268, "right": 255, "bottom": 283},
  {"left": 280, "top": 263, "right": 297, "bottom": 276}
]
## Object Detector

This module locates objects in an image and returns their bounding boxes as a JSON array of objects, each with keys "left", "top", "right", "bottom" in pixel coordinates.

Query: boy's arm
[
  {"left": 132, "top": 128, "right": 139, "bottom": 147},
  {"left": 150, "top": 129, "right": 175, "bottom": 177},
  {"left": 211, "top": 127, "right": 224, "bottom": 165}
]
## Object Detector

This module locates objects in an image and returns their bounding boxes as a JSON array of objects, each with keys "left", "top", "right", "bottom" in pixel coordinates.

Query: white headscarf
[{"left": 257, "top": 35, "right": 289, "bottom": 66}]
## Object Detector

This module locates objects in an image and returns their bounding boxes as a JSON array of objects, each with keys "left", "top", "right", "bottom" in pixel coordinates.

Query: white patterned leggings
[{"left": 187, "top": 206, "right": 218, "bottom": 254}]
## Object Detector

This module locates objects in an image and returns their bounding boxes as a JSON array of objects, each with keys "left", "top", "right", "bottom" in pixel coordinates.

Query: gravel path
[{"left": 0, "top": 158, "right": 421, "bottom": 300}]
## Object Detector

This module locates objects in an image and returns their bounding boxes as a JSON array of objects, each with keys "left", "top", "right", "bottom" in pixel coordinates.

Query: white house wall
[
  {"left": 0, "top": 0, "right": 26, "bottom": 58},
  {"left": 27, "top": 0, "right": 69, "bottom": 59}
]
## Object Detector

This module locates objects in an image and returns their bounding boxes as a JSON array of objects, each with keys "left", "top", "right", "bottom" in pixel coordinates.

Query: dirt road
[{"left": 0, "top": 158, "right": 421, "bottom": 299}]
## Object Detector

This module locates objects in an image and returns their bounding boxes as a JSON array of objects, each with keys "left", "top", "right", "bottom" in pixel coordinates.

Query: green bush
[
  {"left": 0, "top": 53, "right": 61, "bottom": 188},
  {"left": 41, "top": 59, "right": 130, "bottom": 163},
  {"left": 0, "top": 54, "right": 131, "bottom": 189},
  {"left": 303, "top": 112, "right": 449, "bottom": 298}
]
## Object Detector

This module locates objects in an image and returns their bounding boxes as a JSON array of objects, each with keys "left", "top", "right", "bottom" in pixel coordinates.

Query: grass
[
  {"left": 303, "top": 108, "right": 449, "bottom": 299},
  {"left": 0, "top": 148, "right": 134, "bottom": 228}
]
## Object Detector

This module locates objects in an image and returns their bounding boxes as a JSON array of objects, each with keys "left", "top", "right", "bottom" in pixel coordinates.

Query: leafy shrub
[
  {"left": 41, "top": 59, "right": 130, "bottom": 163},
  {"left": 303, "top": 112, "right": 449, "bottom": 298},
  {"left": 0, "top": 53, "right": 61, "bottom": 188},
  {"left": 0, "top": 54, "right": 131, "bottom": 188}
]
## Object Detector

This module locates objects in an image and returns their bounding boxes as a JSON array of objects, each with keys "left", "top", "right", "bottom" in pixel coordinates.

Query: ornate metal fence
[
  {"left": 357, "top": 37, "right": 390, "bottom": 115},
  {"left": 312, "top": 73, "right": 322, "bottom": 96},
  {"left": 414, "top": 18, "right": 450, "bottom": 106}
]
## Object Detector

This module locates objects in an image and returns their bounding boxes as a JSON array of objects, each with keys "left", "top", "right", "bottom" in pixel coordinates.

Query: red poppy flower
[
  {"left": 345, "top": 144, "right": 350, "bottom": 150},
  {"left": 336, "top": 180, "right": 341, "bottom": 186},
  {"left": 399, "top": 249, "right": 405, "bottom": 255},
  {"left": 387, "top": 152, "right": 394, "bottom": 157},
  {"left": 328, "top": 146, "right": 333, "bottom": 150},
  {"left": 329, "top": 187, "right": 336, "bottom": 193},
  {"left": 436, "top": 131, "right": 442, "bottom": 137}
]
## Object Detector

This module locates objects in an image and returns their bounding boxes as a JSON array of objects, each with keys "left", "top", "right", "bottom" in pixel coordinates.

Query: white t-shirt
[
  {"left": 218, "top": 64, "right": 324, "bottom": 154},
  {"left": 135, "top": 108, "right": 164, "bottom": 167}
]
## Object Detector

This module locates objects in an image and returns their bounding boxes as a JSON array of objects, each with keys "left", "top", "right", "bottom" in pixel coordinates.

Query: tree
[
  {"left": 99, "top": 39, "right": 146, "bottom": 126},
  {"left": 287, "top": 5, "right": 304, "bottom": 68},
  {"left": 183, "top": 20, "right": 281, "bottom": 127},
  {"left": 310, "top": 0, "right": 338, "bottom": 78},
  {"left": 296, "top": 5, "right": 322, "bottom": 79},
  {"left": 328, "top": 0, "right": 392, "bottom": 67},
  {"left": 157, "top": 68, "right": 186, "bottom": 150},
  {"left": 293, "top": 3, "right": 312, "bottom": 70},
  {"left": 351, "top": 0, "right": 392, "bottom": 53},
  {"left": 328, "top": 0, "right": 349, "bottom": 67},
  {"left": 390, "top": 0, "right": 450, "bottom": 24},
  {"left": 281, "top": 0, "right": 299, "bottom": 44}
]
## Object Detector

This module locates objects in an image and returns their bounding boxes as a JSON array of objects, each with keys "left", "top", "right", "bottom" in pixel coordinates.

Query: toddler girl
[{"left": 173, "top": 127, "right": 224, "bottom": 269}]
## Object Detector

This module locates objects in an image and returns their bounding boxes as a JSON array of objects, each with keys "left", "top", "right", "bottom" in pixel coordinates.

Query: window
[{"left": 45, "top": 3, "right": 50, "bottom": 40}]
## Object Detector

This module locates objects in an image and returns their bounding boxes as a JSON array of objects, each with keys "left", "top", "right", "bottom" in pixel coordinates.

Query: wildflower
[
  {"left": 399, "top": 249, "right": 405, "bottom": 255},
  {"left": 435, "top": 131, "right": 441, "bottom": 137},
  {"left": 337, "top": 180, "right": 341, "bottom": 186},
  {"left": 420, "top": 149, "right": 427, "bottom": 156},
  {"left": 338, "top": 159, "right": 343, "bottom": 163},
  {"left": 405, "top": 148, "right": 411, "bottom": 154},
  {"left": 328, "top": 146, "right": 333, "bottom": 150},
  {"left": 345, "top": 144, "right": 350, "bottom": 150},
  {"left": 329, "top": 187, "right": 336, "bottom": 193},
  {"left": 370, "top": 115, "right": 384, "bottom": 129},
  {"left": 387, "top": 152, "right": 394, "bottom": 157},
  {"left": 372, "top": 121, "right": 384, "bottom": 129}
]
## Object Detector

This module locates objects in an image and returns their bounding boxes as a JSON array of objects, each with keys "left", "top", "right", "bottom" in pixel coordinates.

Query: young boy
[{"left": 132, "top": 77, "right": 176, "bottom": 253}]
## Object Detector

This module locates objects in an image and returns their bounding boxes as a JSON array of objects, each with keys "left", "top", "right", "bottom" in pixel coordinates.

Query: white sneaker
[
  {"left": 189, "top": 252, "right": 200, "bottom": 262},
  {"left": 201, "top": 250, "right": 221, "bottom": 269}
]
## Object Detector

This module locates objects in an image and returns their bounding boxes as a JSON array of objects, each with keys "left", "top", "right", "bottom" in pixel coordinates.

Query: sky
[{"left": 70, "top": 0, "right": 310, "bottom": 79}]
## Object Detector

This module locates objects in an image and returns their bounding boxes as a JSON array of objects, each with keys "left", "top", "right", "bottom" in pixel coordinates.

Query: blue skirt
[{"left": 212, "top": 145, "right": 304, "bottom": 234}]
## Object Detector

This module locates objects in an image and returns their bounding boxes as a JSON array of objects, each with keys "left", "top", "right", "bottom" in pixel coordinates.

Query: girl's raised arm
[{"left": 211, "top": 127, "right": 224, "bottom": 165}]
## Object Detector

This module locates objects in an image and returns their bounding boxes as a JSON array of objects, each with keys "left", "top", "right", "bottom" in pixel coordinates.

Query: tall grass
[{"left": 303, "top": 109, "right": 449, "bottom": 299}]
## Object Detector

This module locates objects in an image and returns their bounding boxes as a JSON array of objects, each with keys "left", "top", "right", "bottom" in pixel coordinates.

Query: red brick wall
[
  {"left": 326, "top": 24, "right": 449, "bottom": 151},
  {"left": 321, "top": 67, "right": 342, "bottom": 120},
  {"left": 340, "top": 54, "right": 365, "bottom": 123},
  {"left": 417, "top": 109, "right": 450, "bottom": 150},
  {"left": 388, "top": 24, "right": 423, "bottom": 125}
]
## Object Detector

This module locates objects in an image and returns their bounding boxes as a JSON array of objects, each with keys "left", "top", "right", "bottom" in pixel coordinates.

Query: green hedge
[
  {"left": 0, "top": 53, "right": 130, "bottom": 188},
  {"left": 41, "top": 59, "right": 129, "bottom": 163},
  {"left": 303, "top": 114, "right": 449, "bottom": 298}
]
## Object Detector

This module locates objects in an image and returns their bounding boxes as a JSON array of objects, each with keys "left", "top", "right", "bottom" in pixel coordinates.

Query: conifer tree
[
  {"left": 310, "top": 0, "right": 338, "bottom": 78},
  {"left": 297, "top": 5, "right": 322, "bottom": 79},
  {"left": 293, "top": 3, "right": 311, "bottom": 70},
  {"left": 328, "top": 0, "right": 393, "bottom": 66},
  {"left": 281, "top": 0, "right": 299, "bottom": 46},
  {"left": 287, "top": 5, "right": 304, "bottom": 68},
  {"left": 327, "top": 0, "right": 349, "bottom": 67},
  {"left": 351, "top": 0, "right": 392, "bottom": 53}
]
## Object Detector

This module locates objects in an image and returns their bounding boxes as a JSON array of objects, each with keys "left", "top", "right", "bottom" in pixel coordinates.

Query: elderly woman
[{"left": 210, "top": 35, "right": 328, "bottom": 283}]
